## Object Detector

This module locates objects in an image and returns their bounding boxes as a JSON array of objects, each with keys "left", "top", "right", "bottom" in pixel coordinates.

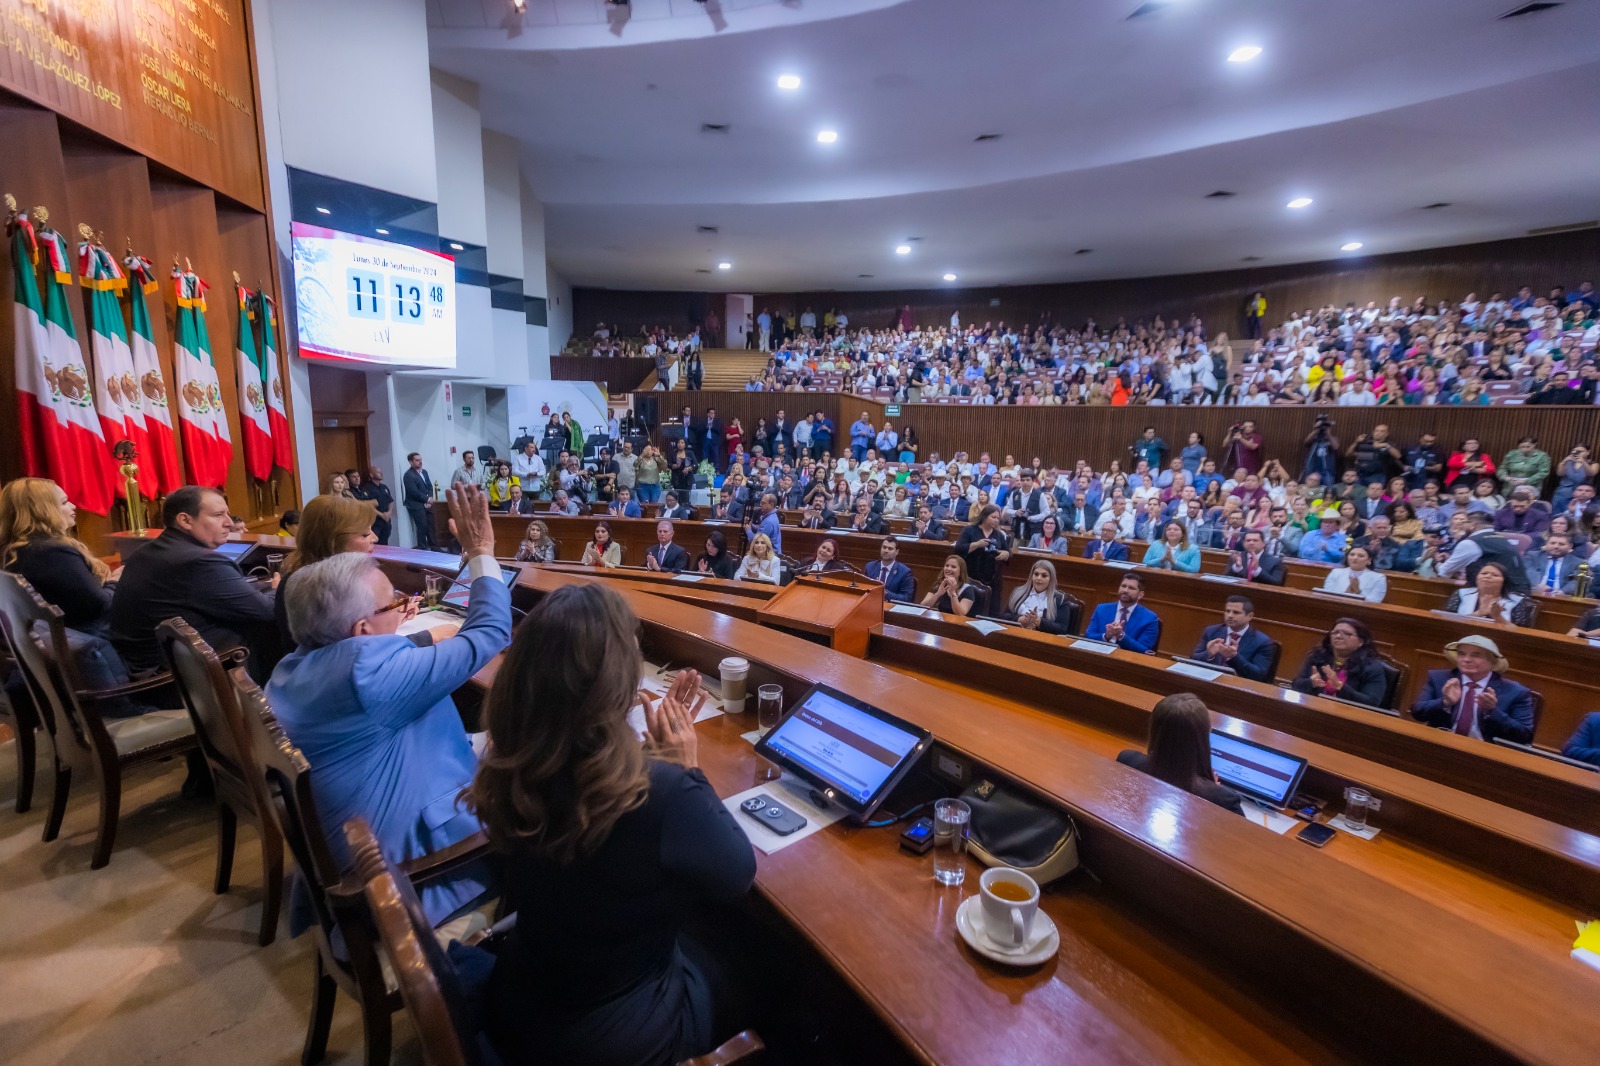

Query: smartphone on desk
[
  {"left": 739, "top": 794, "right": 807, "bottom": 836},
  {"left": 1296, "top": 822, "right": 1337, "bottom": 848}
]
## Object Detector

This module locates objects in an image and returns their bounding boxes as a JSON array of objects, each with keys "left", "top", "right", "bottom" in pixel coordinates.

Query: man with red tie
[
  {"left": 1190, "top": 596, "right": 1278, "bottom": 682},
  {"left": 1408, "top": 635, "right": 1534, "bottom": 744},
  {"left": 1223, "top": 530, "right": 1286, "bottom": 585}
]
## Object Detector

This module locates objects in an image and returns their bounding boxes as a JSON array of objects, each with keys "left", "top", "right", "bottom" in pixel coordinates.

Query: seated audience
[
  {"left": 548, "top": 489, "right": 581, "bottom": 517},
  {"left": 1115, "top": 693, "right": 1243, "bottom": 815},
  {"left": 1223, "top": 530, "right": 1285, "bottom": 584},
  {"left": 1444, "top": 561, "right": 1535, "bottom": 627},
  {"left": 693, "top": 530, "right": 737, "bottom": 579},
  {"left": 277, "top": 509, "right": 301, "bottom": 537},
  {"left": 1525, "top": 532, "right": 1580, "bottom": 596},
  {"left": 660, "top": 491, "right": 695, "bottom": 521},
  {"left": 1004, "top": 560, "right": 1073, "bottom": 635},
  {"left": 1028, "top": 514, "right": 1069, "bottom": 555},
  {"left": 1567, "top": 604, "right": 1600, "bottom": 639},
  {"left": 1408, "top": 635, "right": 1533, "bottom": 743},
  {"left": 581, "top": 521, "right": 623, "bottom": 568},
  {"left": 799, "top": 537, "right": 847, "bottom": 574},
  {"left": 607, "top": 486, "right": 643, "bottom": 519},
  {"left": 0, "top": 477, "right": 117, "bottom": 637},
  {"left": 514, "top": 519, "right": 557, "bottom": 563},
  {"left": 1561, "top": 712, "right": 1600, "bottom": 767},
  {"left": 471, "top": 583, "right": 756, "bottom": 1066},
  {"left": 1493, "top": 486, "right": 1551, "bottom": 538},
  {"left": 1291, "top": 617, "right": 1389, "bottom": 707},
  {"left": 921, "top": 554, "right": 980, "bottom": 616},
  {"left": 865, "top": 537, "right": 916, "bottom": 602},
  {"left": 845, "top": 495, "right": 887, "bottom": 535},
  {"left": 272, "top": 494, "right": 383, "bottom": 653},
  {"left": 1190, "top": 596, "right": 1276, "bottom": 682},
  {"left": 910, "top": 504, "right": 945, "bottom": 541},
  {"left": 644, "top": 520, "right": 690, "bottom": 573},
  {"left": 735, "top": 532, "right": 782, "bottom": 583},
  {"left": 1085, "top": 573, "right": 1162, "bottom": 653},
  {"left": 1083, "top": 521, "right": 1128, "bottom": 562},
  {"left": 1142, "top": 520, "right": 1201, "bottom": 573},
  {"left": 109, "top": 486, "right": 278, "bottom": 676},
  {"left": 1321, "top": 545, "right": 1389, "bottom": 603},
  {"left": 1298, "top": 511, "right": 1349, "bottom": 563},
  {"left": 268, "top": 485, "right": 507, "bottom": 931}
]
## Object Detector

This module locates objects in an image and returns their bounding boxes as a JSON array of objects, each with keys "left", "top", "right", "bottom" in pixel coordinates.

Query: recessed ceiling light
[
  {"left": 1228, "top": 45, "right": 1263, "bottom": 63},
  {"left": 315, "top": 206, "right": 330, "bottom": 215},
  {"left": 816, "top": 130, "right": 838, "bottom": 144},
  {"left": 717, "top": 261, "right": 732, "bottom": 270},
  {"left": 1341, "top": 241, "right": 1364, "bottom": 251},
  {"left": 942, "top": 273, "right": 958, "bottom": 282},
  {"left": 776, "top": 74, "right": 801, "bottom": 90},
  {"left": 1286, "top": 197, "right": 1313, "bottom": 209},
  {"left": 450, "top": 242, "right": 465, "bottom": 250},
  {"left": 895, "top": 245, "right": 911, "bottom": 255}
]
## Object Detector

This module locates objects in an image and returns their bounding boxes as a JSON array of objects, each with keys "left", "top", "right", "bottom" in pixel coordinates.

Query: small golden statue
[
  {"left": 1575, "top": 561, "right": 1592, "bottom": 602},
  {"left": 114, "top": 440, "right": 145, "bottom": 534}
]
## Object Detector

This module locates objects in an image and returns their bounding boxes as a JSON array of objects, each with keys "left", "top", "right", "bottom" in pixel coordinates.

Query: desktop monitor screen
[
  {"left": 1209, "top": 730, "right": 1308, "bottom": 808},
  {"left": 755, "top": 685, "right": 930, "bottom": 819},
  {"left": 214, "top": 541, "right": 254, "bottom": 561}
]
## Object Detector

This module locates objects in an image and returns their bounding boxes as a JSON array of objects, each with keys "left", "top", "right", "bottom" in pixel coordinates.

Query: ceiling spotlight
[
  {"left": 942, "top": 273, "right": 958, "bottom": 282},
  {"left": 1286, "top": 197, "right": 1313, "bottom": 209},
  {"left": 816, "top": 130, "right": 838, "bottom": 144},
  {"left": 450, "top": 242, "right": 465, "bottom": 251},
  {"left": 511, "top": 0, "right": 527, "bottom": 11},
  {"left": 777, "top": 74, "right": 801, "bottom": 90},
  {"left": 315, "top": 206, "right": 330, "bottom": 215},
  {"left": 895, "top": 245, "right": 911, "bottom": 255},
  {"left": 1227, "top": 45, "right": 1263, "bottom": 62},
  {"left": 1341, "top": 241, "right": 1364, "bottom": 251},
  {"left": 375, "top": 228, "right": 390, "bottom": 235},
  {"left": 717, "top": 261, "right": 732, "bottom": 270}
]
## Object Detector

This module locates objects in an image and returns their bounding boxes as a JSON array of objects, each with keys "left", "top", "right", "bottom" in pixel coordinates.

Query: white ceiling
[{"left": 427, "top": 0, "right": 1600, "bottom": 291}]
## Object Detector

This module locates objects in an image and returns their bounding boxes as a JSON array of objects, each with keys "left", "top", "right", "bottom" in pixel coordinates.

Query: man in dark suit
[
  {"left": 701, "top": 407, "right": 723, "bottom": 471},
  {"left": 1353, "top": 482, "right": 1388, "bottom": 523},
  {"left": 846, "top": 496, "right": 887, "bottom": 535},
  {"left": 865, "top": 537, "right": 916, "bottom": 603},
  {"left": 1190, "top": 596, "right": 1277, "bottom": 682},
  {"left": 1525, "top": 532, "right": 1582, "bottom": 596},
  {"left": 1084, "top": 574, "right": 1162, "bottom": 653},
  {"left": 775, "top": 474, "right": 804, "bottom": 510},
  {"left": 659, "top": 491, "right": 695, "bottom": 521},
  {"left": 1208, "top": 510, "right": 1249, "bottom": 552},
  {"left": 401, "top": 451, "right": 436, "bottom": 549},
  {"left": 1224, "top": 530, "right": 1286, "bottom": 585},
  {"left": 1409, "top": 635, "right": 1533, "bottom": 744},
  {"left": 680, "top": 404, "right": 699, "bottom": 457},
  {"left": 607, "top": 487, "right": 643, "bottom": 519},
  {"left": 911, "top": 504, "right": 946, "bottom": 541},
  {"left": 504, "top": 485, "right": 537, "bottom": 516},
  {"left": 109, "top": 486, "right": 278, "bottom": 676},
  {"left": 1083, "top": 521, "right": 1129, "bottom": 562},
  {"left": 797, "top": 500, "right": 835, "bottom": 529},
  {"left": 769, "top": 409, "right": 791, "bottom": 456},
  {"left": 1061, "top": 492, "right": 1099, "bottom": 535},
  {"left": 644, "top": 520, "right": 691, "bottom": 573}
]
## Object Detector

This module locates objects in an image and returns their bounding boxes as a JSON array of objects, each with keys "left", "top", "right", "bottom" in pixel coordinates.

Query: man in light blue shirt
[
  {"left": 1298, "top": 512, "right": 1349, "bottom": 564},
  {"left": 749, "top": 492, "right": 783, "bottom": 556},
  {"left": 849, "top": 413, "right": 875, "bottom": 461},
  {"left": 268, "top": 487, "right": 509, "bottom": 931}
]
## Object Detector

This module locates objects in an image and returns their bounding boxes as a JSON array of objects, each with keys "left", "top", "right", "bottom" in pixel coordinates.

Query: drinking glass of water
[
  {"left": 932, "top": 798, "right": 971, "bottom": 886},
  {"left": 757, "top": 684, "right": 784, "bottom": 732},
  {"left": 424, "top": 573, "right": 444, "bottom": 608}
]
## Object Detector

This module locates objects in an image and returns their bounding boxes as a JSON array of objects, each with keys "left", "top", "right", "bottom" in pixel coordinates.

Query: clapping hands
[{"left": 641, "top": 668, "right": 706, "bottom": 768}]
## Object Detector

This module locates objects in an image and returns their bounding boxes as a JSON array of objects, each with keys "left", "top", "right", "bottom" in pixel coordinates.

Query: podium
[{"left": 756, "top": 573, "right": 884, "bottom": 658}]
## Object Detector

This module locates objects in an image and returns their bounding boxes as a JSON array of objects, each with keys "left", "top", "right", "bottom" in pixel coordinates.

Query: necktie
[
  {"left": 1116, "top": 605, "right": 1130, "bottom": 627},
  {"left": 1547, "top": 560, "right": 1559, "bottom": 588},
  {"left": 1246, "top": 554, "right": 1256, "bottom": 579},
  {"left": 1454, "top": 682, "right": 1479, "bottom": 736},
  {"left": 1226, "top": 629, "right": 1240, "bottom": 650}
]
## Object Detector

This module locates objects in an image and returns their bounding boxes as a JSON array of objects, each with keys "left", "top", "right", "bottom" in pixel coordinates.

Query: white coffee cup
[
  {"left": 979, "top": 867, "right": 1039, "bottom": 949},
  {"left": 718, "top": 656, "right": 750, "bottom": 713}
]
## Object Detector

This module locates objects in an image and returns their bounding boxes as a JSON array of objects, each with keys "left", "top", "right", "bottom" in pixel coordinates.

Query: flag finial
[
  {"left": 77, "top": 222, "right": 92, "bottom": 240},
  {"left": 32, "top": 206, "right": 48, "bottom": 224},
  {"left": 4, "top": 193, "right": 16, "bottom": 213}
]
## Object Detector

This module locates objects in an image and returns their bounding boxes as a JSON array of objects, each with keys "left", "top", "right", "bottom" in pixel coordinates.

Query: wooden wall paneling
[
  {"left": 0, "top": 97, "right": 76, "bottom": 489},
  {"left": 550, "top": 355, "right": 657, "bottom": 394},
  {"left": 306, "top": 364, "right": 372, "bottom": 416},
  {"left": 215, "top": 200, "right": 297, "bottom": 520}
]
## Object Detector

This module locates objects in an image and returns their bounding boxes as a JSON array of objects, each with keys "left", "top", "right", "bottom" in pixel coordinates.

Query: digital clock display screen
[{"left": 291, "top": 223, "right": 457, "bottom": 369}]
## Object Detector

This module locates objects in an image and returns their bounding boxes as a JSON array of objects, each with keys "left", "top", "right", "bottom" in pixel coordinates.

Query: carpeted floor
[{"left": 0, "top": 742, "right": 419, "bottom": 1065}]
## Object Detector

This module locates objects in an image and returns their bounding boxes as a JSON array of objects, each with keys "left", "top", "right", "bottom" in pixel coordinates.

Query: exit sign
[
  {"left": 461, "top": 405, "right": 472, "bottom": 418},
  {"left": 885, "top": 404, "right": 901, "bottom": 417}
]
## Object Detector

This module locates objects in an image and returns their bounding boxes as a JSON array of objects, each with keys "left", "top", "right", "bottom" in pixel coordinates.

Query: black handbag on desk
[{"left": 959, "top": 776, "right": 1080, "bottom": 886}]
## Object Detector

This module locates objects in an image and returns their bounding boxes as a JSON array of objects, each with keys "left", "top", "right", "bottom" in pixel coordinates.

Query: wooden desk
[{"left": 480, "top": 572, "right": 1597, "bottom": 1065}]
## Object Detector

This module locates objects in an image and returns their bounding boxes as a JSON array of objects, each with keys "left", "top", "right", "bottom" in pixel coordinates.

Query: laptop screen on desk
[
  {"left": 756, "top": 685, "right": 929, "bottom": 818},
  {"left": 1209, "top": 730, "right": 1308, "bottom": 807},
  {"left": 214, "top": 541, "right": 253, "bottom": 561}
]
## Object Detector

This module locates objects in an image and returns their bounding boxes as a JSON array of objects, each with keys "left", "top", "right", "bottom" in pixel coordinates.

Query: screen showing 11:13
[{"left": 346, "top": 268, "right": 445, "bottom": 323}]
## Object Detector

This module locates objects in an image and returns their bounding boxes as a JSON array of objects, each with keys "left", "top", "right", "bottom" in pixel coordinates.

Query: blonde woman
[
  {"left": 514, "top": 520, "right": 556, "bottom": 563},
  {"left": 736, "top": 532, "right": 781, "bottom": 583},
  {"left": 0, "top": 477, "right": 116, "bottom": 634},
  {"left": 635, "top": 445, "right": 664, "bottom": 505},
  {"left": 581, "top": 521, "right": 622, "bottom": 568},
  {"left": 325, "top": 471, "right": 357, "bottom": 499},
  {"left": 276, "top": 493, "right": 387, "bottom": 650}
]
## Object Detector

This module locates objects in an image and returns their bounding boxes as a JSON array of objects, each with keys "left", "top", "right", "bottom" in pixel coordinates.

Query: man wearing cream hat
[
  {"left": 1408, "top": 634, "right": 1535, "bottom": 744},
  {"left": 1297, "top": 509, "right": 1348, "bottom": 564}
]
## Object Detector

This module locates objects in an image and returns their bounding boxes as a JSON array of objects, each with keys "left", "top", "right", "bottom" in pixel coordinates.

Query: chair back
[
  {"left": 157, "top": 619, "right": 267, "bottom": 819},
  {"left": 345, "top": 817, "right": 479, "bottom": 1066},
  {"left": 1058, "top": 592, "right": 1083, "bottom": 636},
  {"left": 1525, "top": 688, "right": 1545, "bottom": 739},
  {"left": 1379, "top": 657, "right": 1405, "bottom": 710},
  {"left": 1263, "top": 639, "right": 1284, "bottom": 683},
  {"left": 0, "top": 572, "right": 100, "bottom": 776}
]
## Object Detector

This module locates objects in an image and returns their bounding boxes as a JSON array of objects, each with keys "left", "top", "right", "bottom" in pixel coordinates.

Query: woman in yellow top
[{"left": 487, "top": 460, "right": 520, "bottom": 508}]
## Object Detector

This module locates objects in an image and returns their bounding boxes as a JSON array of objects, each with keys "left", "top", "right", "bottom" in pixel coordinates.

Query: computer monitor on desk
[{"left": 1209, "top": 730, "right": 1308, "bottom": 808}]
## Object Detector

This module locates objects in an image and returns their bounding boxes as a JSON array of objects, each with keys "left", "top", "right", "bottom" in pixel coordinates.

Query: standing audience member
[
  {"left": 402, "top": 452, "right": 436, "bottom": 549},
  {"left": 955, "top": 505, "right": 1012, "bottom": 611},
  {"left": 1409, "top": 635, "right": 1533, "bottom": 743},
  {"left": 357, "top": 466, "right": 396, "bottom": 545},
  {"left": 1116, "top": 694, "right": 1243, "bottom": 814}
]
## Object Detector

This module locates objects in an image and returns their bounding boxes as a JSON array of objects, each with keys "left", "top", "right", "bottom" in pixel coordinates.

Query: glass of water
[
  {"left": 757, "top": 684, "right": 784, "bottom": 732},
  {"left": 424, "top": 573, "right": 444, "bottom": 608},
  {"left": 932, "top": 798, "right": 971, "bottom": 886}
]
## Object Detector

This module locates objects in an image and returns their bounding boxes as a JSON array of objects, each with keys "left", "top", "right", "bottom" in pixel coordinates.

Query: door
[{"left": 313, "top": 425, "right": 367, "bottom": 493}]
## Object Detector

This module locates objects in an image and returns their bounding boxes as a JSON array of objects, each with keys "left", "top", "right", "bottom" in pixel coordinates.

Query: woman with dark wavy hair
[
  {"left": 472, "top": 583, "right": 756, "bottom": 1065},
  {"left": 1290, "top": 616, "right": 1389, "bottom": 708}
]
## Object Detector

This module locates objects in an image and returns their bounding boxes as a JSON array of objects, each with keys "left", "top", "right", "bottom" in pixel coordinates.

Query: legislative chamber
[{"left": 2, "top": 3, "right": 1599, "bottom": 1065}]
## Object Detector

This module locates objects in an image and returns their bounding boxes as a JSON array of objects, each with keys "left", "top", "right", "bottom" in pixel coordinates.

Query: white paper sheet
[
  {"left": 1102, "top": 560, "right": 1136, "bottom": 569},
  {"left": 1167, "top": 661, "right": 1224, "bottom": 682},
  {"left": 1327, "top": 814, "right": 1382, "bottom": 840},
  {"left": 888, "top": 603, "right": 934, "bottom": 617},
  {"left": 1241, "top": 805, "right": 1300, "bottom": 835},
  {"left": 722, "top": 774, "right": 850, "bottom": 854},
  {"left": 967, "top": 620, "right": 1007, "bottom": 636},
  {"left": 673, "top": 572, "right": 707, "bottom": 582},
  {"left": 1070, "top": 638, "right": 1117, "bottom": 654},
  {"left": 1201, "top": 573, "right": 1242, "bottom": 584},
  {"left": 397, "top": 613, "right": 460, "bottom": 639},
  {"left": 625, "top": 668, "right": 725, "bottom": 738}
]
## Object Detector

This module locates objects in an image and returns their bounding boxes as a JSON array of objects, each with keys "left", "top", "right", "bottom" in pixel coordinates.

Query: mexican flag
[
  {"left": 172, "top": 266, "right": 230, "bottom": 488},
  {"left": 124, "top": 254, "right": 183, "bottom": 495},
  {"left": 257, "top": 291, "right": 293, "bottom": 472},
  {"left": 80, "top": 240, "right": 154, "bottom": 499},
  {"left": 234, "top": 285, "right": 272, "bottom": 481},
  {"left": 9, "top": 214, "right": 115, "bottom": 514}
]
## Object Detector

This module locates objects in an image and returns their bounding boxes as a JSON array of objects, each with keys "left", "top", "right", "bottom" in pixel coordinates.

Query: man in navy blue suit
[
  {"left": 1562, "top": 712, "right": 1600, "bottom": 766},
  {"left": 865, "top": 537, "right": 916, "bottom": 603},
  {"left": 1083, "top": 521, "right": 1129, "bottom": 562},
  {"left": 1190, "top": 596, "right": 1277, "bottom": 682},
  {"left": 644, "top": 520, "right": 691, "bottom": 573},
  {"left": 1085, "top": 573, "right": 1162, "bottom": 653},
  {"left": 1408, "top": 635, "right": 1534, "bottom": 744}
]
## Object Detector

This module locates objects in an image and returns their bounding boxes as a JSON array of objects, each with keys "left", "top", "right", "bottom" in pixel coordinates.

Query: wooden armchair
[
  {"left": 0, "top": 572, "right": 192, "bottom": 868},
  {"left": 227, "top": 668, "right": 491, "bottom": 1066},
  {"left": 157, "top": 619, "right": 283, "bottom": 946},
  {"left": 343, "top": 816, "right": 764, "bottom": 1066},
  {"left": 0, "top": 668, "right": 38, "bottom": 813}
]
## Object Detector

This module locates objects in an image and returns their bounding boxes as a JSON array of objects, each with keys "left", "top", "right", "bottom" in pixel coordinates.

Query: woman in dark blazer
[
  {"left": 1004, "top": 559, "right": 1074, "bottom": 635},
  {"left": 0, "top": 477, "right": 115, "bottom": 635},
  {"left": 1116, "top": 693, "right": 1243, "bottom": 814},
  {"left": 1290, "top": 616, "right": 1389, "bottom": 708}
]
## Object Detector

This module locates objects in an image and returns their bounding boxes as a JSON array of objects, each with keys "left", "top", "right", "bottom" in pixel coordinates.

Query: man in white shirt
[
  {"left": 799, "top": 307, "right": 816, "bottom": 332},
  {"left": 510, "top": 442, "right": 547, "bottom": 483},
  {"left": 1338, "top": 379, "right": 1378, "bottom": 406}
]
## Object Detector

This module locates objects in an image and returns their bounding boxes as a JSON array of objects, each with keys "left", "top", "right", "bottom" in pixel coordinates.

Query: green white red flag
[
  {"left": 172, "top": 264, "right": 230, "bottom": 488},
  {"left": 8, "top": 209, "right": 116, "bottom": 514},
  {"left": 80, "top": 239, "right": 155, "bottom": 499},
  {"left": 234, "top": 284, "right": 272, "bottom": 481},
  {"left": 257, "top": 291, "right": 293, "bottom": 472},
  {"left": 123, "top": 253, "right": 183, "bottom": 495}
]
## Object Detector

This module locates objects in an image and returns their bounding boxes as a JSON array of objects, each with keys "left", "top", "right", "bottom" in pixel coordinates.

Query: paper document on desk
[
  {"left": 626, "top": 670, "right": 725, "bottom": 738},
  {"left": 967, "top": 620, "right": 1007, "bottom": 636},
  {"left": 396, "top": 613, "right": 459, "bottom": 640},
  {"left": 1070, "top": 639, "right": 1116, "bottom": 655},
  {"left": 888, "top": 603, "right": 934, "bottom": 618},
  {"left": 673, "top": 572, "right": 707, "bottom": 582},
  {"left": 1167, "top": 661, "right": 1224, "bottom": 682},
  {"left": 1201, "top": 574, "right": 1242, "bottom": 584},
  {"left": 1327, "top": 814, "right": 1381, "bottom": 840},
  {"left": 1102, "top": 560, "right": 1136, "bottom": 569},
  {"left": 1241, "top": 805, "right": 1299, "bottom": 835},
  {"left": 723, "top": 774, "right": 849, "bottom": 855}
]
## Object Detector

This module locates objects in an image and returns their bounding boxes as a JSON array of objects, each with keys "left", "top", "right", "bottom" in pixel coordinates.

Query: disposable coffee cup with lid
[{"left": 719, "top": 657, "right": 750, "bottom": 711}]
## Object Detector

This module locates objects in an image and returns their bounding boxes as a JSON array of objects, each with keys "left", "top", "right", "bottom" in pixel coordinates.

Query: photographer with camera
[
  {"left": 1220, "top": 419, "right": 1263, "bottom": 476},
  {"left": 1301, "top": 414, "right": 1341, "bottom": 487},
  {"left": 1346, "top": 423, "right": 1401, "bottom": 486}
]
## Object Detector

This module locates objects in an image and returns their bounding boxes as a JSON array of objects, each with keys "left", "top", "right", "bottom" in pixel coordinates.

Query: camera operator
[
  {"left": 1346, "top": 423, "right": 1401, "bottom": 486},
  {"left": 1301, "top": 414, "right": 1341, "bottom": 486},
  {"left": 1221, "top": 419, "right": 1263, "bottom": 476}
]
